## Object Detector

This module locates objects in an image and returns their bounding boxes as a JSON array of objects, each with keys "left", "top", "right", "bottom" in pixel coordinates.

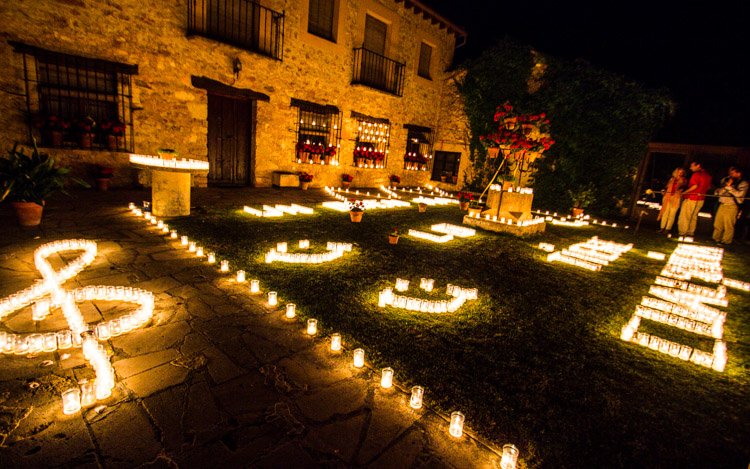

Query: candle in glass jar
[
  {"left": 285, "top": 303, "right": 296, "bottom": 318},
  {"left": 330, "top": 333, "right": 342, "bottom": 351},
  {"left": 80, "top": 380, "right": 96, "bottom": 407},
  {"left": 170, "top": 230, "right": 178, "bottom": 239},
  {"left": 32, "top": 299, "right": 50, "bottom": 321},
  {"left": 236, "top": 270, "right": 246, "bottom": 283},
  {"left": 188, "top": 242, "right": 197, "bottom": 252},
  {"left": 299, "top": 239, "right": 310, "bottom": 249},
  {"left": 62, "top": 388, "right": 81, "bottom": 415},
  {"left": 449, "top": 411, "right": 464, "bottom": 437},
  {"left": 307, "top": 319, "right": 318, "bottom": 335},
  {"left": 353, "top": 348, "right": 365, "bottom": 368},
  {"left": 380, "top": 367, "right": 393, "bottom": 388},
  {"left": 268, "top": 291, "right": 277, "bottom": 306},
  {"left": 410, "top": 386, "right": 424, "bottom": 409},
  {"left": 500, "top": 444, "right": 519, "bottom": 469},
  {"left": 250, "top": 279, "right": 260, "bottom": 294},
  {"left": 181, "top": 236, "right": 189, "bottom": 246},
  {"left": 220, "top": 260, "right": 229, "bottom": 272},
  {"left": 277, "top": 242, "right": 287, "bottom": 253},
  {"left": 196, "top": 246, "right": 204, "bottom": 257}
]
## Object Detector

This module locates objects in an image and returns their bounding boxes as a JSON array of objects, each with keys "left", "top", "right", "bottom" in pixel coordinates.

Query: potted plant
[
  {"left": 568, "top": 185, "right": 596, "bottom": 217},
  {"left": 34, "top": 114, "right": 69, "bottom": 147},
  {"left": 95, "top": 165, "right": 114, "bottom": 192},
  {"left": 100, "top": 119, "right": 126, "bottom": 151},
  {"left": 310, "top": 144, "right": 324, "bottom": 164},
  {"left": 389, "top": 174, "right": 400, "bottom": 188},
  {"left": 324, "top": 145, "right": 337, "bottom": 165},
  {"left": 75, "top": 116, "right": 96, "bottom": 149},
  {"left": 388, "top": 227, "right": 399, "bottom": 244},
  {"left": 299, "top": 172, "right": 313, "bottom": 190},
  {"left": 0, "top": 141, "right": 89, "bottom": 226},
  {"left": 440, "top": 171, "right": 448, "bottom": 183},
  {"left": 296, "top": 142, "right": 311, "bottom": 164},
  {"left": 451, "top": 173, "right": 458, "bottom": 184},
  {"left": 458, "top": 191, "right": 474, "bottom": 211},
  {"left": 348, "top": 199, "right": 365, "bottom": 222},
  {"left": 341, "top": 173, "right": 353, "bottom": 189},
  {"left": 418, "top": 202, "right": 427, "bottom": 213},
  {"left": 157, "top": 148, "right": 178, "bottom": 160}
]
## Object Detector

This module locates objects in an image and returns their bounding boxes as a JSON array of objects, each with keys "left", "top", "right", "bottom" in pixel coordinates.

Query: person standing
[
  {"left": 657, "top": 167, "right": 687, "bottom": 234},
  {"left": 677, "top": 160, "right": 712, "bottom": 238},
  {"left": 712, "top": 166, "right": 748, "bottom": 245}
]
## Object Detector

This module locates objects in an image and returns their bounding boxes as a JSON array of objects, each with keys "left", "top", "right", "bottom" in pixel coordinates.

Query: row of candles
[
  {"left": 546, "top": 237, "right": 632, "bottom": 272},
  {"left": 378, "top": 279, "right": 478, "bottom": 313},
  {"left": 467, "top": 212, "right": 547, "bottom": 227},
  {"left": 620, "top": 243, "right": 732, "bottom": 371},
  {"left": 243, "top": 204, "right": 315, "bottom": 217},
  {"left": 489, "top": 184, "right": 534, "bottom": 194},
  {"left": 127, "top": 204, "right": 521, "bottom": 465},
  {"left": 129, "top": 154, "right": 209, "bottom": 171},
  {"left": 0, "top": 237, "right": 157, "bottom": 414},
  {"left": 265, "top": 241, "right": 353, "bottom": 264}
]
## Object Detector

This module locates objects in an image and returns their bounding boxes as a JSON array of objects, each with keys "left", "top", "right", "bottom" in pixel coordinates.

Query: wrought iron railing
[
  {"left": 352, "top": 48, "right": 405, "bottom": 97},
  {"left": 188, "top": 0, "right": 284, "bottom": 60}
]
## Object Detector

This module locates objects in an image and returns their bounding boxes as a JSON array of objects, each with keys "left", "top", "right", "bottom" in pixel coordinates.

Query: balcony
[
  {"left": 188, "top": 0, "right": 284, "bottom": 60},
  {"left": 352, "top": 48, "right": 405, "bottom": 97}
]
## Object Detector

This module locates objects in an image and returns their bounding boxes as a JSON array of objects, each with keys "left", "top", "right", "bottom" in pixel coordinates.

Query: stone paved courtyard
[{"left": 0, "top": 188, "right": 503, "bottom": 468}]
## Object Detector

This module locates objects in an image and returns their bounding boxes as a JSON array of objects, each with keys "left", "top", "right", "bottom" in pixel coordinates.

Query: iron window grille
[
  {"left": 431, "top": 151, "right": 461, "bottom": 183},
  {"left": 403, "top": 124, "right": 433, "bottom": 171},
  {"left": 352, "top": 47, "right": 405, "bottom": 97},
  {"left": 417, "top": 42, "right": 432, "bottom": 79},
  {"left": 188, "top": 0, "right": 284, "bottom": 60},
  {"left": 352, "top": 111, "right": 390, "bottom": 169},
  {"left": 292, "top": 98, "right": 342, "bottom": 165},
  {"left": 10, "top": 42, "right": 136, "bottom": 153},
  {"left": 308, "top": 0, "right": 335, "bottom": 41}
]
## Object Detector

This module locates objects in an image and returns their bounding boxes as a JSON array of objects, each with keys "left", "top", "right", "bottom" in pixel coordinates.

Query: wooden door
[
  {"left": 364, "top": 15, "right": 387, "bottom": 54},
  {"left": 207, "top": 93, "right": 253, "bottom": 186}
]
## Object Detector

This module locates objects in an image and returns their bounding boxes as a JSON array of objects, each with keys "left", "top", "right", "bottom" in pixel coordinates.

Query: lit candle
[
  {"left": 250, "top": 279, "right": 260, "bottom": 294},
  {"left": 331, "top": 333, "right": 342, "bottom": 351},
  {"left": 380, "top": 367, "right": 393, "bottom": 388},
  {"left": 188, "top": 242, "right": 197, "bottom": 252},
  {"left": 157, "top": 220, "right": 164, "bottom": 229},
  {"left": 353, "top": 348, "right": 365, "bottom": 368},
  {"left": 236, "top": 270, "right": 246, "bottom": 283},
  {"left": 410, "top": 386, "right": 424, "bottom": 409},
  {"left": 395, "top": 278, "right": 409, "bottom": 292},
  {"left": 500, "top": 444, "right": 519, "bottom": 469},
  {"left": 220, "top": 260, "right": 229, "bottom": 272},
  {"left": 307, "top": 319, "right": 318, "bottom": 335},
  {"left": 170, "top": 230, "right": 178, "bottom": 239},
  {"left": 181, "top": 236, "right": 188, "bottom": 246},
  {"left": 449, "top": 411, "right": 465, "bottom": 437},
  {"left": 268, "top": 291, "right": 277, "bottom": 306},
  {"left": 299, "top": 239, "right": 310, "bottom": 249},
  {"left": 196, "top": 247, "right": 204, "bottom": 257},
  {"left": 80, "top": 380, "right": 96, "bottom": 407},
  {"left": 285, "top": 303, "right": 296, "bottom": 319},
  {"left": 32, "top": 299, "right": 50, "bottom": 321},
  {"left": 161, "top": 225, "right": 169, "bottom": 233},
  {"left": 277, "top": 242, "right": 287, "bottom": 253},
  {"left": 62, "top": 388, "right": 81, "bottom": 415},
  {"left": 207, "top": 252, "right": 216, "bottom": 264}
]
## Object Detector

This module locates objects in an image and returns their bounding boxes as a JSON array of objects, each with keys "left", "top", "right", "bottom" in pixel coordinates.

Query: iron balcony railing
[
  {"left": 352, "top": 47, "right": 405, "bottom": 97},
  {"left": 188, "top": 0, "right": 284, "bottom": 60}
]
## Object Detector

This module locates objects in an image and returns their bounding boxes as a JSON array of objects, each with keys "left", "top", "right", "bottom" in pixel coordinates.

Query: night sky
[{"left": 423, "top": 0, "right": 750, "bottom": 146}]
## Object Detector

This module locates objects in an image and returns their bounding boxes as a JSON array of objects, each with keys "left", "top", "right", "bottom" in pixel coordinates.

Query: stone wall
[{"left": 0, "top": 0, "right": 470, "bottom": 190}]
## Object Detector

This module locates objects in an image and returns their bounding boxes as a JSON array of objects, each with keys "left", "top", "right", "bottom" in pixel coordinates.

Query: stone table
[{"left": 130, "top": 154, "right": 209, "bottom": 217}]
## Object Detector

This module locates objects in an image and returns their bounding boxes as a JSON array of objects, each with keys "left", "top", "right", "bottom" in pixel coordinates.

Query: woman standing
[{"left": 658, "top": 167, "right": 687, "bottom": 234}]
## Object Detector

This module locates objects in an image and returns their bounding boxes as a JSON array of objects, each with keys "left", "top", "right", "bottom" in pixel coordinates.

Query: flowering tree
[{"left": 479, "top": 101, "right": 555, "bottom": 187}]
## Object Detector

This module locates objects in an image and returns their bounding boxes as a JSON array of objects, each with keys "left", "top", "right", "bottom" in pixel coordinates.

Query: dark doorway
[
  {"left": 431, "top": 151, "right": 461, "bottom": 183},
  {"left": 207, "top": 93, "right": 254, "bottom": 186}
]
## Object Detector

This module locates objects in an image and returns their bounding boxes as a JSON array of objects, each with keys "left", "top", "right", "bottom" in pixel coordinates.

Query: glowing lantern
[
  {"left": 410, "top": 386, "right": 424, "bottom": 409},
  {"left": 267, "top": 291, "right": 278, "bottom": 306},
  {"left": 353, "top": 348, "right": 365, "bottom": 368},
  {"left": 380, "top": 367, "right": 394, "bottom": 388},
  {"left": 307, "top": 319, "right": 318, "bottom": 335},
  {"left": 220, "top": 260, "right": 229, "bottom": 272},
  {"left": 62, "top": 388, "right": 81, "bottom": 415},
  {"left": 250, "top": 279, "right": 260, "bottom": 294},
  {"left": 285, "top": 303, "right": 296, "bottom": 319},
  {"left": 236, "top": 270, "right": 246, "bottom": 283},
  {"left": 331, "top": 333, "right": 342, "bottom": 351},
  {"left": 449, "top": 411, "right": 465, "bottom": 437},
  {"left": 501, "top": 444, "right": 519, "bottom": 469}
]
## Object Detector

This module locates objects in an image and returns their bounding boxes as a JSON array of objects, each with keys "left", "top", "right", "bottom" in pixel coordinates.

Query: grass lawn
[{"left": 169, "top": 199, "right": 750, "bottom": 468}]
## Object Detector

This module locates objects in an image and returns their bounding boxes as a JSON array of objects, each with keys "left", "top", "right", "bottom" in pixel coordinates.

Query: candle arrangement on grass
[
  {"left": 378, "top": 280, "right": 478, "bottom": 313},
  {"left": 264, "top": 241, "right": 352, "bottom": 264}
]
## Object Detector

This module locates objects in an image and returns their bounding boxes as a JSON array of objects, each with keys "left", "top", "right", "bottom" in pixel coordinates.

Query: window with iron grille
[
  {"left": 403, "top": 124, "right": 432, "bottom": 171},
  {"left": 292, "top": 98, "right": 342, "bottom": 165},
  {"left": 352, "top": 111, "right": 390, "bottom": 169},
  {"left": 417, "top": 42, "right": 432, "bottom": 79},
  {"left": 10, "top": 42, "right": 137, "bottom": 152},
  {"left": 308, "top": 0, "right": 335, "bottom": 41},
  {"left": 431, "top": 151, "right": 461, "bottom": 183}
]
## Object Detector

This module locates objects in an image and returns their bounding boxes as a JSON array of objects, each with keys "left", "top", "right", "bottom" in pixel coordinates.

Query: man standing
[
  {"left": 712, "top": 166, "right": 748, "bottom": 245},
  {"left": 677, "top": 160, "right": 712, "bottom": 238}
]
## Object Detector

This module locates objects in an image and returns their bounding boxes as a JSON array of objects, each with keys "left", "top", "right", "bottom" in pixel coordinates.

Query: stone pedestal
[
  {"left": 152, "top": 170, "right": 191, "bottom": 217},
  {"left": 465, "top": 187, "right": 545, "bottom": 237},
  {"left": 463, "top": 215, "right": 546, "bottom": 236},
  {"left": 272, "top": 171, "right": 300, "bottom": 188}
]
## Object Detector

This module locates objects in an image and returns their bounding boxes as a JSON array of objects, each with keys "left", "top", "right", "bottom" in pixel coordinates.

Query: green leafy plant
[
  {"left": 568, "top": 184, "right": 596, "bottom": 209},
  {"left": 390, "top": 227, "right": 399, "bottom": 237},
  {"left": 0, "top": 141, "right": 89, "bottom": 205}
]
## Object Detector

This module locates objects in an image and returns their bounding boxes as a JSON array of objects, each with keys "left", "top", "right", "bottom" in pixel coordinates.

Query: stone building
[{"left": 0, "top": 0, "right": 470, "bottom": 190}]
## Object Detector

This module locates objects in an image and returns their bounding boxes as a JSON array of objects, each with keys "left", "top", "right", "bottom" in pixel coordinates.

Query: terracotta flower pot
[
  {"left": 572, "top": 207, "right": 584, "bottom": 218},
  {"left": 388, "top": 235, "right": 399, "bottom": 245},
  {"left": 79, "top": 133, "right": 93, "bottom": 149},
  {"left": 418, "top": 203, "right": 427, "bottom": 213},
  {"left": 487, "top": 147, "right": 500, "bottom": 159},
  {"left": 391, "top": 182, "right": 398, "bottom": 189},
  {"left": 349, "top": 211, "right": 363, "bottom": 223},
  {"left": 300, "top": 181, "right": 310, "bottom": 190},
  {"left": 312, "top": 154, "right": 321, "bottom": 164},
  {"left": 460, "top": 201, "right": 469, "bottom": 211},
  {"left": 12, "top": 201, "right": 44, "bottom": 227},
  {"left": 342, "top": 181, "right": 351, "bottom": 189}
]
